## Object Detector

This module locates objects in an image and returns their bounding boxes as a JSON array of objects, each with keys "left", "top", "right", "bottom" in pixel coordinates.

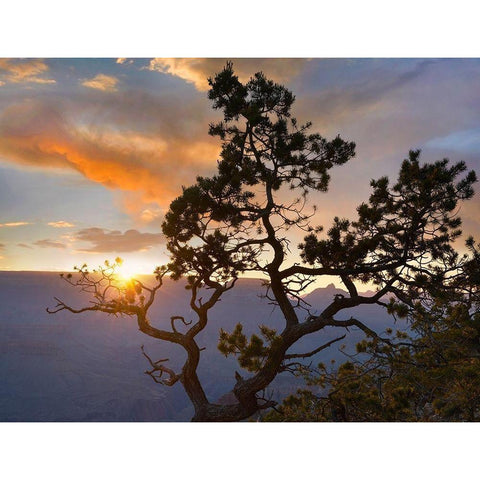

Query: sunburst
[{"left": 115, "top": 262, "right": 139, "bottom": 281}]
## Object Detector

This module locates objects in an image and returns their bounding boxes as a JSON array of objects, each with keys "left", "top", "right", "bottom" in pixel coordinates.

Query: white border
[
  {"left": 1, "top": 0, "right": 479, "bottom": 57},
  {"left": 1, "top": 423, "right": 478, "bottom": 479},
  {"left": 1, "top": 2, "right": 478, "bottom": 478}
]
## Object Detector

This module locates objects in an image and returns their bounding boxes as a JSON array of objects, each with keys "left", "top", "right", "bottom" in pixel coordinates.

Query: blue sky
[{"left": 0, "top": 58, "right": 479, "bottom": 274}]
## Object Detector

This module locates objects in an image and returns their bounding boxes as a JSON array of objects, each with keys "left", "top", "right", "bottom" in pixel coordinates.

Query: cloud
[
  {"left": 48, "top": 221, "right": 75, "bottom": 228},
  {"left": 148, "top": 58, "right": 310, "bottom": 91},
  {"left": 0, "top": 96, "right": 219, "bottom": 214},
  {"left": 0, "top": 59, "right": 56, "bottom": 84},
  {"left": 300, "top": 60, "right": 435, "bottom": 122},
  {"left": 425, "top": 128, "right": 480, "bottom": 154},
  {"left": 293, "top": 59, "right": 480, "bottom": 169},
  {"left": 139, "top": 208, "right": 162, "bottom": 223},
  {"left": 17, "top": 243, "right": 33, "bottom": 249},
  {"left": 34, "top": 239, "right": 67, "bottom": 249},
  {"left": 0, "top": 222, "right": 30, "bottom": 227},
  {"left": 0, "top": 62, "right": 304, "bottom": 223},
  {"left": 116, "top": 58, "right": 127, "bottom": 64},
  {"left": 81, "top": 74, "right": 119, "bottom": 92},
  {"left": 74, "top": 227, "right": 163, "bottom": 253},
  {"left": 1, "top": 58, "right": 479, "bottom": 233},
  {"left": 0, "top": 243, "right": 5, "bottom": 250}
]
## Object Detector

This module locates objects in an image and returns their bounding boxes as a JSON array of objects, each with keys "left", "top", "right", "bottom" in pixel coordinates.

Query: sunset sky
[{"left": 1, "top": 58, "right": 479, "bottom": 274}]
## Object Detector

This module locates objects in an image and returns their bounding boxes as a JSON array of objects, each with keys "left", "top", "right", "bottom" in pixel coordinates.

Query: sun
[{"left": 115, "top": 262, "right": 139, "bottom": 281}]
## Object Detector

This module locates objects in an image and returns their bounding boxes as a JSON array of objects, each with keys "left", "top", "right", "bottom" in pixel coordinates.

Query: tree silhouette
[
  {"left": 48, "top": 63, "right": 477, "bottom": 421},
  {"left": 264, "top": 240, "right": 480, "bottom": 421}
]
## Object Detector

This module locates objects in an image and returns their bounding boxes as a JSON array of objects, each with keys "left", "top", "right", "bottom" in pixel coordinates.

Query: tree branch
[{"left": 284, "top": 334, "right": 347, "bottom": 360}]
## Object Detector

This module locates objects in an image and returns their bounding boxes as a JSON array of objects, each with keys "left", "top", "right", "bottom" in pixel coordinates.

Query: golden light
[
  {"left": 110, "top": 257, "right": 158, "bottom": 284},
  {"left": 116, "top": 262, "right": 139, "bottom": 281}
]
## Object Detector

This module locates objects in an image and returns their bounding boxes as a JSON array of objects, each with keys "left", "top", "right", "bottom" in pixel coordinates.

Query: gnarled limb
[{"left": 141, "top": 346, "right": 181, "bottom": 386}]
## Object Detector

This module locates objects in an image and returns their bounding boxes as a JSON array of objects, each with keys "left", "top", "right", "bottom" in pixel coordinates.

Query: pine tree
[{"left": 49, "top": 63, "right": 477, "bottom": 421}]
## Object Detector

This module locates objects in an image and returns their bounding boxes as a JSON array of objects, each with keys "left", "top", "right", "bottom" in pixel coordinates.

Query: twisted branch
[
  {"left": 171, "top": 315, "right": 192, "bottom": 333},
  {"left": 141, "top": 345, "right": 181, "bottom": 386}
]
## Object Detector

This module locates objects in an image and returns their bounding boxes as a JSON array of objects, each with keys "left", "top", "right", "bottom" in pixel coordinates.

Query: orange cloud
[
  {"left": 116, "top": 58, "right": 133, "bottom": 65},
  {"left": 81, "top": 73, "right": 119, "bottom": 91},
  {"left": 48, "top": 221, "right": 75, "bottom": 228},
  {"left": 0, "top": 222, "right": 30, "bottom": 227},
  {"left": 0, "top": 59, "right": 55, "bottom": 84},
  {"left": 148, "top": 58, "right": 310, "bottom": 91},
  {"left": 0, "top": 99, "right": 220, "bottom": 214}
]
